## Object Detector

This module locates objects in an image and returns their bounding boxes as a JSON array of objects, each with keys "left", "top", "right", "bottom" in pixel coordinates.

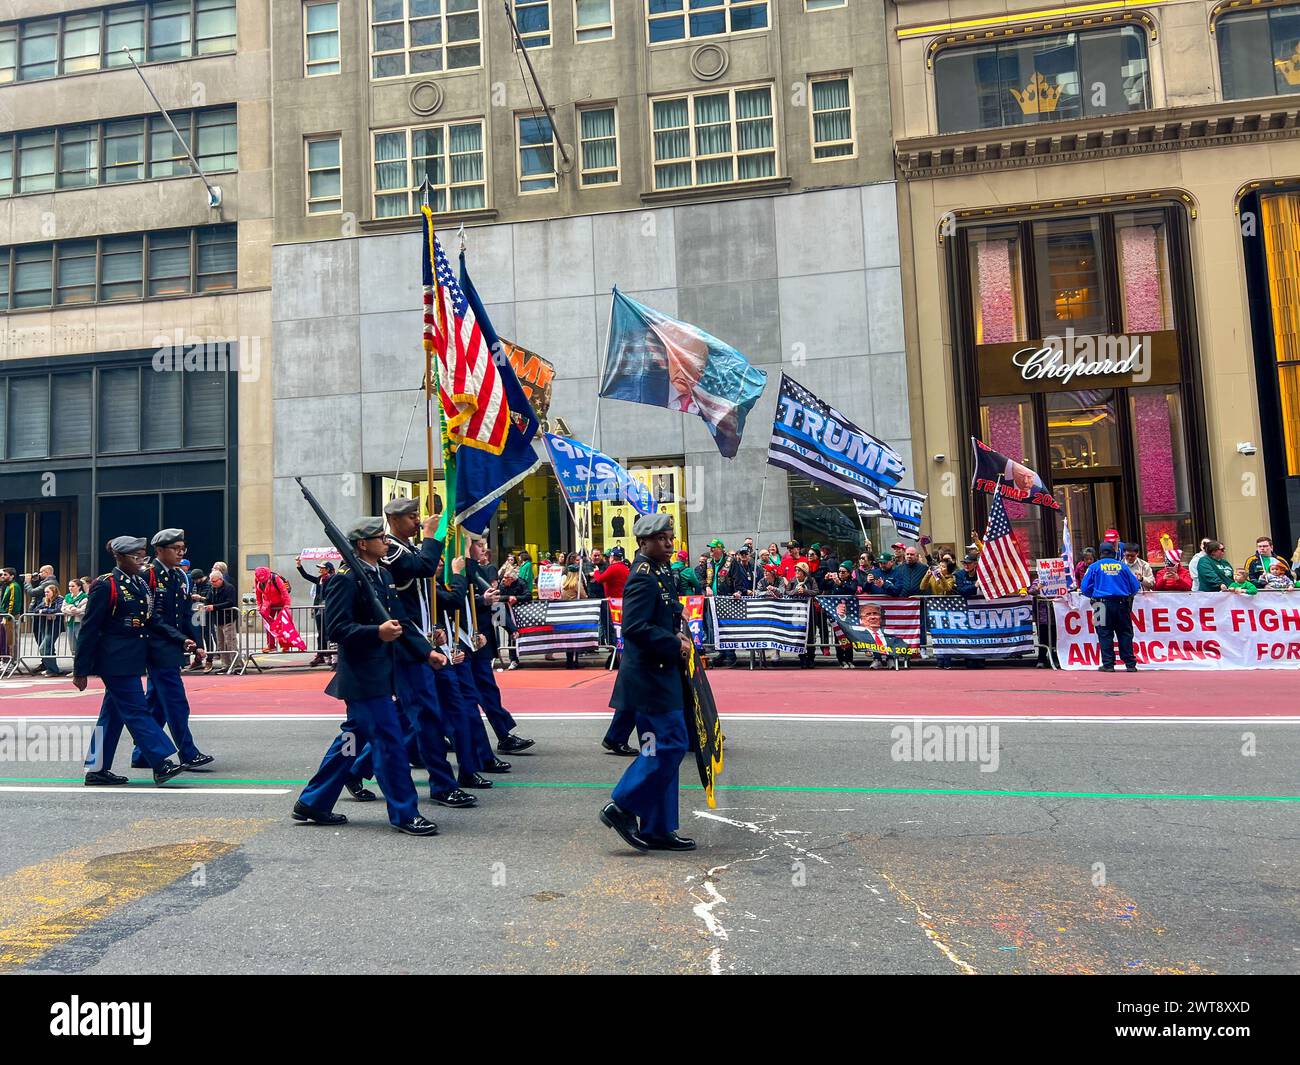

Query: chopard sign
[{"left": 976, "top": 331, "right": 1181, "bottom": 397}]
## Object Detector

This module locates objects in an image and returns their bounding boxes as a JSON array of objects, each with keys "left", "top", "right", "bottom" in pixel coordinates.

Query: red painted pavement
[{"left": 2, "top": 662, "right": 1296, "bottom": 718}]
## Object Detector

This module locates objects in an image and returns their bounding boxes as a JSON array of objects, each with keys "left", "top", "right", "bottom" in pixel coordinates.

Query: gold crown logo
[
  {"left": 1276, "top": 43, "right": 1300, "bottom": 86},
  {"left": 1010, "top": 72, "right": 1063, "bottom": 116}
]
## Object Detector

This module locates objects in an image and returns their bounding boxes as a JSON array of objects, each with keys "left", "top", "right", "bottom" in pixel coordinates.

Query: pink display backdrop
[
  {"left": 975, "top": 239, "right": 1018, "bottom": 343},
  {"left": 1119, "top": 225, "right": 1165, "bottom": 332}
]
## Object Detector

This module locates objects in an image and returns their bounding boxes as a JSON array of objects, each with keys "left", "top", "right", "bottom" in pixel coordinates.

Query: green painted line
[{"left": 2, "top": 776, "right": 1298, "bottom": 802}]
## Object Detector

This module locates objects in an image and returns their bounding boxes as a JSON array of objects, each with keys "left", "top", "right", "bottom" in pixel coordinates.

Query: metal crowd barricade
[
  {"left": 10, "top": 611, "right": 74, "bottom": 677},
  {"left": 0, "top": 612, "right": 18, "bottom": 678},
  {"left": 229, "top": 604, "right": 332, "bottom": 676}
]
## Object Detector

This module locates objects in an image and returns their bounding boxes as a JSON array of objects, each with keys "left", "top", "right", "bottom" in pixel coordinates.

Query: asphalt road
[{"left": 2, "top": 714, "right": 1297, "bottom": 975}]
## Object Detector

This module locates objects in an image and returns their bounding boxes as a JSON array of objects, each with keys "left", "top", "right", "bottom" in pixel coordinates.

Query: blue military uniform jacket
[
  {"left": 73, "top": 568, "right": 183, "bottom": 678},
  {"left": 144, "top": 558, "right": 200, "bottom": 668},
  {"left": 611, "top": 552, "right": 684, "bottom": 714},
  {"left": 382, "top": 533, "right": 444, "bottom": 661},
  {"left": 324, "top": 562, "right": 432, "bottom": 702}
]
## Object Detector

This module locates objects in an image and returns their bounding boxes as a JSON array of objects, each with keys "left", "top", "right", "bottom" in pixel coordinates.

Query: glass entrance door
[
  {"left": 0, "top": 503, "right": 76, "bottom": 584},
  {"left": 1054, "top": 480, "right": 1120, "bottom": 555}
]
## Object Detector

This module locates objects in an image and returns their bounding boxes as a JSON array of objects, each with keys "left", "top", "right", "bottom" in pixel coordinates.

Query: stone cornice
[{"left": 896, "top": 98, "right": 1300, "bottom": 179}]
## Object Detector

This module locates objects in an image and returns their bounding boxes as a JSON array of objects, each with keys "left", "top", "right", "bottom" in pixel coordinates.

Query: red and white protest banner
[
  {"left": 537, "top": 563, "right": 564, "bottom": 601},
  {"left": 298, "top": 547, "right": 342, "bottom": 562},
  {"left": 1053, "top": 591, "right": 1300, "bottom": 669}
]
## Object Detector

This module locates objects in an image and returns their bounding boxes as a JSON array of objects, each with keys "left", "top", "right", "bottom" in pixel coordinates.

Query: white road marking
[
  {"left": 5, "top": 713, "right": 1298, "bottom": 724},
  {"left": 0, "top": 785, "right": 290, "bottom": 795}
]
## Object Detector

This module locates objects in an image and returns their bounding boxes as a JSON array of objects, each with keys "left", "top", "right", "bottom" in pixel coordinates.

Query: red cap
[{"left": 1103, "top": 529, "right": 1120, "bottom": 543}]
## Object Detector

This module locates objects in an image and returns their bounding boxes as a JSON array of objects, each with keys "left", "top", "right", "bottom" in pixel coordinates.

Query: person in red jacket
[
  {"left": 777, "top": 540, "right": 808, "bottom": 583},
  {"left": 590, "top": 546, "right": 630, "bottom": 599},
  {"left": 1153, "top": 551, "right": 1193, "bottom": 591}
]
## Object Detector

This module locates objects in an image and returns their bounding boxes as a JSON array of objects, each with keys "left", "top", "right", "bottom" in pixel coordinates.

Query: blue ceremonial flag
[
  {"left": 768, "top": 373, "right": 906, "bottom": 505},
  {"left": 453, "top": 253, "right": 542, "bottom": 534},
  {"left": 600, "top": 288, "right": 768, "bottom": 459},
  {"left": 541, "top": 432, "right": 656, "bottom": 515}
]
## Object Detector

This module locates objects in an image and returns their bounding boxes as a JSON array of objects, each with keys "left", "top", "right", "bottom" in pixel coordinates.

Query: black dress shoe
[
  {"left": 181, "top": 752, "right": 214, "bottom": 770},
  {"left": 1099, "top": 664, "right": 1115, "bottom": 672},
  {"left": 457, "top": 772, "right": 493, "bottom": 789},
  {"left": 602, "top": 739, "right": 637, "bottom": 757},
  {"left": 344, "top": 779, "right": 377, "bottom": 802},
  {"left": 152, "top": 760, "right": 185, "bottom": 785},
  {"left": 84, "top": 770, "right": 129, "bottom": 786},
  {"left": 431, "top": 788, "right": 477, "bottom": 808},
  {"left": 1125, "top": 664, "right": 1138, "bottom": 672},
  {"left": 291, "top": 800, "right": 347, "bottom": 826},
  {"left": 394, "top": 816, "right": 438, "bottom": 836},
  {"left": 643, "top": 832, "right": 696, "bottom": 851},
  {"left": 481, "top": 757, "right": 512, "bottom": 774},
  {"left": 497, "top": 734, "right": 535, "bottom": 754},
  {"left": 599, "top": 802, "right": 649, "bottom": 852}
]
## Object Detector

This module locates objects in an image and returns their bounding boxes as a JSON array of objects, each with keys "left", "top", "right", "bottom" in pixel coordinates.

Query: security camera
[
  {"left": 1236, "top": 442, "right": 1257, "bottom": 456},
  {"left": 933, "top": 454, "right": 946, "bottom": 463}
]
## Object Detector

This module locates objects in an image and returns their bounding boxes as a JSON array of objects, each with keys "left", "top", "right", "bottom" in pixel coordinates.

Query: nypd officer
[
  {"left": 600, "top": 512, "right": 696, "bottom": 852},
  {"left": 75, "top": 536, "right": 187, "bottom": 786},
  {"left": 130, "top": 529, "right": 212, "bottom": 771},
  {"left": 1080, "top": 541, "right": 1142, "bottom": 672},
  {"left": 292, "top": 517, "right": 439, "bottom": 836}
]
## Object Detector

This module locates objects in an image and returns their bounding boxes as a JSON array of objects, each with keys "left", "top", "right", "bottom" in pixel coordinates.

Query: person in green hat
[{"left": 702, "top": 538, "right": 736, "bottom": 665}]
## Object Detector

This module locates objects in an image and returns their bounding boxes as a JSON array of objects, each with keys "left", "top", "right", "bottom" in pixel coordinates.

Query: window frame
[
  {"left": 514, "top": 1, "right": 552, "bottom": 50},
  {"left": 1215, "top": 4, "right": 1300, "bottom": 101},
  {"left": 804, "top": 0, "right": 847, "bottom": 10},
  {"left": 577, "top": 103, "right": 620, "bottom": 187},
  {"left": 574, "top": 0, "right": 614, "bottom": 43},
  {"left": 516, "top": 112, "right": 559, "bottom": 195},
  {"left": 648, "top": 82, "right": 780, "bottom": 192},
  {"left": 808, "top": 72, "right": 856, "bottom": 163},
  {"left": 369, "top": 119, "right": 489, "bottom": 219},
  {"left": 305, "top": 133, "right": 344, "bottom": 215},
  {"left": 644, "top": 0, "right": 770, "bottom": 46},
  {"left": 369, "top": 0, "right": 485, "bottom": 81},
  {"left": 303, "top": 0, "right": 341, "bottom": 77}
]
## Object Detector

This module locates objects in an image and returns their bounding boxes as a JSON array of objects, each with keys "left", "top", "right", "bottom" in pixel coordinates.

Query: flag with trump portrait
[{"left": 600, "top": 288, "right": 768, "bottom": 459}]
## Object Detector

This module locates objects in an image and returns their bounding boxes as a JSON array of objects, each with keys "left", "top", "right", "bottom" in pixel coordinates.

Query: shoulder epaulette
[
  {"left": 634, "top": 561, "right": 651, "bottom": 574},
  {"left": 338, "top": 564, "right": 351, "bottom": 575}
]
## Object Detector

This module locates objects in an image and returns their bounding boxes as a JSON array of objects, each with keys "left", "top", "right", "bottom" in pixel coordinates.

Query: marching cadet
[
  {"left": 465, "top": 534, "right": 535, "bottom": 755},
  {"left": 130, "top": 529, "right": 213, "bottom": 771},
  {"left": 600, "top": 512, "right": 696, "bottom": 852},
  {"left": 432, "top": 555, "right": 510, "bottom": 789},
  {"left": 293, "top": 517, "right": 439, "bottom": 835},
  {"left": 75, "top": 537, "right": 187, "bottom": 786},
  {"left": 357, "top": 497, "right": 476, "bottom": 809}
]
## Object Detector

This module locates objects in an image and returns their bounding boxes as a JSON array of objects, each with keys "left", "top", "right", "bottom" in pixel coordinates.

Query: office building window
[
  {"left": 805, "top": 0, "right": 845, "bottom": 9},
  {"left": 372, "top": 121, "right": 486, "bottom": 216},
  {"left": 935, "top": 25, "right": 1151, "bottom": 134},
  {"left": 0, "top": 2, "right": 236, "bottom": 84},
  {"left": 518, "top": 114, "right": 557, "bottom": 193},
  {"left": 515, "top": 2, "right": 550, "bottom": 48},
  {"left": 578, "top": 105, "right": 618, "bottom": 185},
  {"left": 646, "top": 0, "right": 768, "bottom": 44},
  {"left": 0, "top": 109, "right": 236, "bottom": 198},
  {"left": 305, "top": 1, "right": 341, "bottom": 76},
  {"left": 651, "top": 85, "right": 777, "bottom": 190},
  {"left": 370, "top": 0, "right": 482, "bottom": 79},
  {"left": 306, "top": 135, "right": 343, "bottom": 214},
  {"left": 810, "top": 74, "right": 853, "bottom": 160},
  {"left": 0, "top": 226, "right": 236, "bottom": 311},
  {"left": 575, "top": 0, "right": 613, "bottom": 42},
  {"left": 1217, "top": 5, "right": 1300, "bottom": 100}
]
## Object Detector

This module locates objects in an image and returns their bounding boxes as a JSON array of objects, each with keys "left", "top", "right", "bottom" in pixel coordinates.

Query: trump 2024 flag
[{"left": 600, "top": 288, "right": 767, "bottom": 459}]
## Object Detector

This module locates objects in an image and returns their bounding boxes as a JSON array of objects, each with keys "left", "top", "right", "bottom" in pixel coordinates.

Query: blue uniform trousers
[
  {"left": 431, "top": 662, "right": 492, "bottom": 774},
  {"left": 603, "top": 702, "right": 636, "bottom": 746},
  {"left": 611, "top": 706, "right": 688, "bottom": 837},
  {"left": 85, "top": 675, "right": 178, "bottom": 772},
  {"left": 131, "top": 666, "right": 200, "bottom": 765},
  {"left": 352, "top": 660, "right": 459, "bottom": 795},
  {"left": 300, "top": 696, "right": 419, "bottom": 826},
  {"left": 469, "top": 648, "right": 516, "bottom": 742},
  {"left": 1095, "top": 595, "right": 1136, "bottom": 668}
]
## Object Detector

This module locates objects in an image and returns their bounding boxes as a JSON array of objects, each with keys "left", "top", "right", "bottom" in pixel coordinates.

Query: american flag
[
  {"left": 511, "top": 599, "right": 604, "bottom": 656},
  {"left": 422, "top": 208, "right": 508, "bottom": 455},
  {"left": 712, "top": 596, "right": 809, "bottom": 654},
  {"left": 977, "top": 491, "right": 1031, "bottom": 598}
]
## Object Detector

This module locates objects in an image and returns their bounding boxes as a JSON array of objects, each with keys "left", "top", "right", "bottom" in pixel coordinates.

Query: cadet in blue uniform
[
  {"left": 600, "top": 513, "right": 696, "bottom": 852},
  {"left": 1080, "top": 542, "right": 1142, "bottom": 672},
  {"left": 129, "top": 529, "right": 212, "bottom": 771},
  {"left": 75, "top": 536, "right": 187, "bottom": 786},
  {"left": 465, "top": 534, "right": 535, "bottom": 755},
  {"left": 292, "top": 517, "right": 439, "bottom": 836}
]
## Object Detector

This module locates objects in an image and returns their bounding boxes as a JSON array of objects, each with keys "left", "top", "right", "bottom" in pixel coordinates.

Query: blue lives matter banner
[
  {"left": 712, "top": 596, "right": 810, "bottom": 654},
  {"left": 923, "top": 596, "right": 1036, "bottom": 657},
  {"left": 767, "top": 373, "right": 905, "bottom": 506},
  {"left": 542, "top": 432, "right": 656, "bottom": 514}
]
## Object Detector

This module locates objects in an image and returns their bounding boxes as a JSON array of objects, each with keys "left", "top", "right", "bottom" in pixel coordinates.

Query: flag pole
[
  {"left": 422, "top": 182, "right": 458, "bottom": 570},
  {"left": 752, "top": 462, "right": 770, "bottom": 593},
  {"left": 585, "top": 290, "right": 615, "bottom": 501}
]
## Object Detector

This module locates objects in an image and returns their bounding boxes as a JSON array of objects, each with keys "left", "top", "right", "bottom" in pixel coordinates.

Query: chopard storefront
[{"left": 948, "top": 199, "right": 1213, "bottom": 560}]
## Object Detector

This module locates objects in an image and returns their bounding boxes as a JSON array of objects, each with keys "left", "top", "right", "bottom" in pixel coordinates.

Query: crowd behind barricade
[{"left": 3, "top": 530, "right": 1299, "bottom": 676}]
